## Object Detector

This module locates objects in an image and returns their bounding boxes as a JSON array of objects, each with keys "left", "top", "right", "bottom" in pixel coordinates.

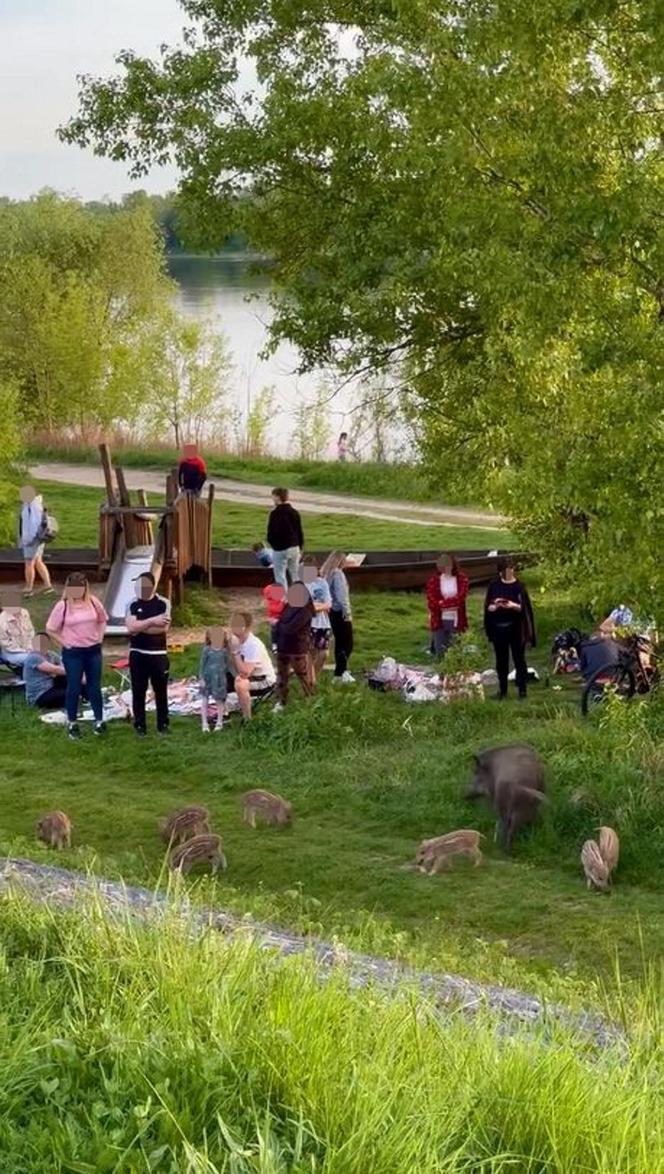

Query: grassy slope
[
  {"left": 1, "top": 481, "right": 663, "bottom": 995},
  {"left": 36, "top": 479, "right": 510, "bottom": 551},
  {"left": 27, "top": 440, "right": 485, "bottom": 506},
  {"left": 1, "top": 893, "right": 659, "bottom": 1172}
]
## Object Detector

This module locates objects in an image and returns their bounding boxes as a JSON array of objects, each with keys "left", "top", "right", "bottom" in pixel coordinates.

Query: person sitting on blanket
[
  {"left": 425, "top": 553, "right": 469, "bottom": 658},
  {"left": 226, "top": 610, "right": 276, "bottom": 720},
  {"left": 23, "top": 631, "right": 74, "bottom": 709},
  {"left": 0, "top": 596, "right": 35, "bottom": 669}
]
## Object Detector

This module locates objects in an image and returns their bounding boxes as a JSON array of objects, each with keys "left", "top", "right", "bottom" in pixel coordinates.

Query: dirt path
[
  {"left": 0, "top": 856, "right": 623, "bottom": 1053},
  {"left": 31, "top": 462, "right": 507, "bottom": 532}
]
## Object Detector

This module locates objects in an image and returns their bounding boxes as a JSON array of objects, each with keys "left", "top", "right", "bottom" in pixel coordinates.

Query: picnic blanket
[
  {"left": 40, "top": 676, "right": 240, "bottom": 725},
  {"left": 367, "top": 658, "right": 488, "bottom": 703}
]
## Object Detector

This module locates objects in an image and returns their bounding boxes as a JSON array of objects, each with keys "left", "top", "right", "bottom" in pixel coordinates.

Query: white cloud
[{"left": 0, "top": 0, "right": 187, "bottom": 199}]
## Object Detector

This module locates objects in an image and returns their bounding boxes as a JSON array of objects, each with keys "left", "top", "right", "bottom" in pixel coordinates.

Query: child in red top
[
  {"left": 262, "top": 583, "right": 286, "bottom": 651},
  {"left": 178, "top": 443, "right": 207, "bottom": 496}
]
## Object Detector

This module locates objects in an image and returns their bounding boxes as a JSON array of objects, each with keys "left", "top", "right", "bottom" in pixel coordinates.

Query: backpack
[{"left": 37, "top": 509, "right": 59, "bottom": 544}]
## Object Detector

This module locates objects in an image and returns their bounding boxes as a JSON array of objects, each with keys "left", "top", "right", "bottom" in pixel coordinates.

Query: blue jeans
[
  {"left": 272, "top": 546, "right": 301, "bottom": 590},
  {"left": 62, "top": 644, "right": 103, "bottom": 722}
]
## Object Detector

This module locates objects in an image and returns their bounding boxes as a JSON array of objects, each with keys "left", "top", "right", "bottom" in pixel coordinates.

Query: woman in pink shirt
[{"left": 46, "top": 572, "right": 108, "bottom": 740}]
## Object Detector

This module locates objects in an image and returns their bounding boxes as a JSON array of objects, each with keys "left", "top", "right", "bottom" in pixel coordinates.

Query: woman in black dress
[{"left": 484, "top": 557, "right": 536, "bottom": 700}]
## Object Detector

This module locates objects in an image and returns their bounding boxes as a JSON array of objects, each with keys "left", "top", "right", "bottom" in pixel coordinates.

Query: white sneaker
[
  {"left": 214, "top": 720, "right": 224, "bottom": 732},
  {"left": 273, "top": 702, "right": 285, "bottom": 713},
  {"left": 342, "top": 671, "right": 355, "bottom": 684},
  {"left": 201, "top": 723, "right": 210, "bottom": 734}
]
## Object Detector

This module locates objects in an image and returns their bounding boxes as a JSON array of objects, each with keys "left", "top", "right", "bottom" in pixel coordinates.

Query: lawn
[
  {"left": 35, "top": 479, "right": 511, "bottom": 551},
  {"left": 2, "top": 516, "right": 663, "bottom": 1004},
  {"left": 0, "top": 890, "right": 659, "bottom": 1172}
]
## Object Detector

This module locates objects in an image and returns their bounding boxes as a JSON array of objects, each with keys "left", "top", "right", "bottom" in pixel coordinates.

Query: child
[
  {"left": 273, "top": 582, "right": 316, "bottom": 710},
  {"left": 262, "top": 582, "right": 286, "bottom": 651},
  {"left": 199, "top": 627, "right": 230, "bottom": 733},
  {"left": 252, "top": 542, "right": 274, "bottom": 568}
]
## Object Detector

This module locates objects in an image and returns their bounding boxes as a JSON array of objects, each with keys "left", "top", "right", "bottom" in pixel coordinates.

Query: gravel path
[
  {"left": 30, "top": 462, "right": 507, "bottom": 532},
  {"left": 0, "top": 856, "right": 623, "bottom": 1053}
]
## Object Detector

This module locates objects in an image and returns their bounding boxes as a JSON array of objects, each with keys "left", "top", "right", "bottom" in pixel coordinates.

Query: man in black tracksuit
[{"left": 125, "top": 572, "right": 171, "bottom": 735}]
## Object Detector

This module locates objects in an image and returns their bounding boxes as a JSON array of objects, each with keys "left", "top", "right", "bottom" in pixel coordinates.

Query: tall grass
[
  {"left": 0, "top": 890, "right": 660, "bottom": 1172},
  {"left": 26, "top": 432, "right": 475, "bottom": 506}
]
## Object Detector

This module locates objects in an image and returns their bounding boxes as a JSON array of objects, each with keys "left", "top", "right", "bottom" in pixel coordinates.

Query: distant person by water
[
  {"left": 267, "top": 488, "right": 304, "bottom": 589},
  {"left": 337, "top": 432, "right": 349, "bottom": 462},
  {"left": 178, "top": 443, "right": 207, "bottom": 496}
]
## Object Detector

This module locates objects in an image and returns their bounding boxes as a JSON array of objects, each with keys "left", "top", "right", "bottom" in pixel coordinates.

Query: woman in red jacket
[{"left": 425, "top": 553, "right": 469, "bottom": 657}]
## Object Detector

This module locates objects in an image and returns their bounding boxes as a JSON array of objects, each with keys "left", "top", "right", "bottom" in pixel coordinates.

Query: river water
[{"left": 168, "top": 254, "right": 355, "bottom": 456}]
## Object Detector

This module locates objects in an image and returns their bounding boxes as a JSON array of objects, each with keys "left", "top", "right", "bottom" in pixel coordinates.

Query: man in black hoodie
[
  {"left": 267, "top": 487, "right": 304, "bottom": 588},
  {"left": 273, "top": 581, "right": 315, "bottom": 710}
]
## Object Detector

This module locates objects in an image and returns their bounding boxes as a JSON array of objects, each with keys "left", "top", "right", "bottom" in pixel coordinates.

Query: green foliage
[
  {"left": 61, "top": 1, "right": 664, "bottom": 604},
  {"left": 0, "top": 379, "right": 21, "bottom": 543},
  {"left": 0, "top": 192, "right": 172, "bottom": 434},
  {"left": 242, "top": 385, "right": 276, "bottom": 456},
  {"left": 0, "top": 892, "right": 660, "bottom": 1171},
  {"left": 293, "top": 385, "right": 332, "bottom": 460},
  {"left": 140, "top": 306, "right": 233, "bottom": 447}
]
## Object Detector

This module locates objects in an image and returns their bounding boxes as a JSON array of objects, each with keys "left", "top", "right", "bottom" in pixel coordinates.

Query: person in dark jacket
[
  {"left": 273, "top": 581, "right": 315, "bottom": 709},
  {"left": 177, "top": 443, "right": 207, "bottom": 496},
  {"left": 425, "top": 553, "right": 470, "bottom": 657},
  {"left": 484, "top": 556, "right": 536, "bottom": 700},
  {"left": 267, "top": 487, "right": 304, "bottom": 589}
]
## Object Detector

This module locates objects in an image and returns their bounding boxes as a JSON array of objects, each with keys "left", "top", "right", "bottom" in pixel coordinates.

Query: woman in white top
[
  {"left": 0, "top": 601, "right": 35, "bottom": 668},
  {"left": 425, "top": 553, "right": 470, "bottom": 657},
  {"left": 227, "top": 610, "right": 276, "bottom": 719}
]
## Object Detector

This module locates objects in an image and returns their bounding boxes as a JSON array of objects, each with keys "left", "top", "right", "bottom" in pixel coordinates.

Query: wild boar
[
  {"left": 465, "top": 744, "right": 547, "bottom": 852},
  {"left": 160, "top": 805, "right": 210, "bottom": 846},
  {"left": 36, "top": 811, "right": 72, "bottom": 850},
  {"left": 581, "top": 839, "right": 611, "bottom": 892},
  {"left": 241, "top": 789, "right": 292, "bottom": 828},
  {"left": 170, "top": 833, "right": 226, "bottom": 875},
  {"left": 415, "top": 829, "right": 483, "bottom": 874},
  {"left": 597, "top": 826, "right": 619, "bottom": 877}
]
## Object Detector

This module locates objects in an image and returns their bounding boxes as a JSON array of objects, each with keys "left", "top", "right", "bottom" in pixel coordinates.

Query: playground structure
[{"left": 97, "top": 445, "right": 215, "bottom": 630}]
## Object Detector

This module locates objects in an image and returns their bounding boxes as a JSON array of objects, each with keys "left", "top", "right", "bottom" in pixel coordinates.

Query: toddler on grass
[{"left": 199, "top": 627, "right": 230, "bottom": 733}]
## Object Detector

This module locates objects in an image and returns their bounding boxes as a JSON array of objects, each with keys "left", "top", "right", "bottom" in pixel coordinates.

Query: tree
[
  {"left": 141, "top": 309, "right": 232, "bottom": 448},
  {"left": 61, "top": 1, "right": 664, "bottom": 603},
  {"left": 0, "top": 379, "right": 21, "bottom": 545},
  {"left": 0, "top": 192, "right": 172, "bottom": 434},
  {"left": 292, "top": 386, "right": 331, "bottom": 460}
]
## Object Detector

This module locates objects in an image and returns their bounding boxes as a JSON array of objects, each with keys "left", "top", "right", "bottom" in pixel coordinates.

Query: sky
[{"left": 0, "top": 0, "right": 187, "bottom": 200}]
